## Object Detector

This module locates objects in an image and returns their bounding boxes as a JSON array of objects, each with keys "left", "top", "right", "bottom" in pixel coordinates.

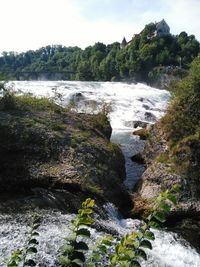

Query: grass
[
  {"left": 159, "top": 55, "right": 200, "bottom": 179},
  {"left": 133, "top": 128, "right": 150, "bottom": 140},
  {"left": 156, "top": 152, "right": 170, "bottom": 163},
  {"left": 0, "top": 92, "right": 63, "bottom": 113}
]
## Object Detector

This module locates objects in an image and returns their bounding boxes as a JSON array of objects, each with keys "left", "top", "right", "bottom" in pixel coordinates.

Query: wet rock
[
  {"left": 69, "top": 92, "right": 85, "bottom": 103},
  {"left": 142, "top": 104, "right": 150, "bottom": 110},
  {"left": 124, "top": 120, "right": 149, "bottom": 129},
  {"left": 131, "top": 153, "right": 145, "bottom": 164},
  {"left": 144, "top": 111, "right": 157, "bottom": 122}
]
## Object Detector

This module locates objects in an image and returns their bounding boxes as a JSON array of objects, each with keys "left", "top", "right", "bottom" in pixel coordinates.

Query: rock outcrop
[
  {"left": 133, "top": 124, "right": 200, "bottom": 217},
  {"left": 0, "top": 105, "right": 131, "bottom": 214},
  {"left": 132, "top": 123, "right": 200, "bottom": 248}
]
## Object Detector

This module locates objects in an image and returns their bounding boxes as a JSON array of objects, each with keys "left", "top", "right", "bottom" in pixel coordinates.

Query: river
[{"left": 0, "top": 81, "right": 200, "bottom": 267}]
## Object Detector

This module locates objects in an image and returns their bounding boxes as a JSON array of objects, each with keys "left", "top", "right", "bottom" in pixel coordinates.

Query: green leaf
[
  {"left": 28, "top": 238, "right": 39, "bottom": 245},
  {"left": 32, "top": 232, "right": 39, "bottom": 236},
  {"left": 149, "top": 221, "right": 161, "bottom": 229},
  {"left": 61, "top": 244, "right": 74, "bottom": 254},
  {"left": 110, "top": 254, "right": 118, "bottom": 265},
  {"left": 159, "top": 202, "right": 171, "bottom": 214},
  {"left": 82, "top": 198, "right": 95, "bottom": 208},
  {"left": 92, "top": 253, "right": 101, "bottom": 261},
  {"left": 140, "top": 240, "right": 152, "bottom": 250},
  {"left": 78, "top": 217, "right": 94, "bottom": 225},
  {"left": 172, "top": 184, "right": 180, "bottom": 193},
  {"left": 79, "top": 208, "right": 93, "bottom": 215},
  {"left": 27, "top": 247, "right": 37, "bottom": 254},
  {"left": 153, "top": 211, "right": 166, "bottom": 223},
  {"left": 24, "top": 259, "right": 36, "bottom": 266},
  {"left": 167, "top": 194, "right": 177, "bottom": 204},
  {"left": 58, "top": 255, "right": 71, "bottom": 266},
  {"left": 87, "top": 263, "right": 96, "bottom": 267},
  {"left": 139, "top": 224, "right": 148, "bottom": 233},
  {"left": 32, "top": 214, "right": 41, "bottom": 224},
  {"left": 135, "top": 249, "right": 147, "bottom": 260},
  {"left": 102, "top": 239, "right": 112, "bottom": 246},
  {"left": 130, "top": 260, "right": 141, "bottom": 267},
  {"left": 33, "top": 223, "right": 40, "bottom": 230},
  {"left": 72, "top": 258, "right": 84, "bottom": 265},
  {"left": 76, "top": 228, "right": 91, "bottom": 238},
  {"left": 144, "top": 231, "right": 155, "bottom": 241},
  {"left": 71, "top": 251, "right": 85, "bottom": 262},
  {"left": 74, "top": 241, "right": 89, "bottom": 251},
  {"left": 65, "top": 233, "right": 76, "bottom": 241},
  {"left": 6, "top": 261, "right": 18, "bottom": 267},
  {"left": 98, "top": 245, "right": 107, "bottom": 253}
]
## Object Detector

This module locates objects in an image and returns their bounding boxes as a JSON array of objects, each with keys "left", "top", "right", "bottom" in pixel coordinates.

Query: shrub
[
  {"left": 0, "top": 91, "right": 63, "bottom": 112},
  {"left": 161, "top": 55, "right": 200, "bottom": 178}
]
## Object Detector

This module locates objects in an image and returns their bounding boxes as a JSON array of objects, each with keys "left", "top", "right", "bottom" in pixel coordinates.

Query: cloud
[
  {"left": 0, "top": 0, "right": 199, "bottom": 53},
  {"left": 162, "top": 0, "right": 200, "bottom": 38}
]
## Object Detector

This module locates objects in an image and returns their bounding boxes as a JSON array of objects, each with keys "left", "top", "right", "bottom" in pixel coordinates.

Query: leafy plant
[
  {"left": 4, "top": 214, "right": 41, "bottom": 267},
  {"left": 58, "top": 186, "right": 178, "bottom": 267},
  {"left": 58, "top": 198, "right": 95, "bottom": 267}
]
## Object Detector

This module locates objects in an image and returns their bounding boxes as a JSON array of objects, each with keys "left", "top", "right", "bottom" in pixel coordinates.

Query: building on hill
[
  {"left": 120, "top": 19, "right": 170, "bottom": 48},
  {"left": 120, "top": 37, "right": 127, "bottom": 48},
  {"left": 155, "top": 19, "right": 170, "bottom": 37}
]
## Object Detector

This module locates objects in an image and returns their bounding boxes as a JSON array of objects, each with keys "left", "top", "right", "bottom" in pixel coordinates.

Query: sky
[{"left": 0, "top": 0, "right": 200, "bottom": 53}]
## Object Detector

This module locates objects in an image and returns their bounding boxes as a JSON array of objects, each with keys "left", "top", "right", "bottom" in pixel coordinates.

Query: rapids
[{"left": 0, "top": 81, "right": 200, "bottom": 266}]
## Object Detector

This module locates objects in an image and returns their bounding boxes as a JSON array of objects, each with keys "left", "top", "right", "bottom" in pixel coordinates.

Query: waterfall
[{"left": 0, "top": 81, "right": 199, "bottom": 266}]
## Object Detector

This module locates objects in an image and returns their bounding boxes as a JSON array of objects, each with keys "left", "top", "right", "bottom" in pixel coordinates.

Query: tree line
[{"left": 0, "top": 22, "right": 199, "bottom": 82}]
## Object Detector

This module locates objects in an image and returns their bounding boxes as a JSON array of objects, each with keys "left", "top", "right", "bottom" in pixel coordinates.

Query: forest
[{"left": 0, "top": 22, "right": 199, "bottom": 83}]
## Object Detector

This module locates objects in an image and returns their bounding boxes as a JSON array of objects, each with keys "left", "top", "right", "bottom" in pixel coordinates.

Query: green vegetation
[
  {"left": 58, "top": 198, "right": 95, "bottom": 267},
  {"left": 58, "top": 187, "right": 178, "bottom": 267},
  {"left": 4, "top": 187, "right": 178, "bottom": 267},
  {"left": 0, "top": 83, "right": 62, "bottom": 113},
  {"left": 133, "top": 128, "right": 150, "bottom": 140},
  {"left": 0, "top": 24, "right": 199, "bottom": 83},
  {"left": 161, "top": 55, "right": 200, "bottom": 180}
]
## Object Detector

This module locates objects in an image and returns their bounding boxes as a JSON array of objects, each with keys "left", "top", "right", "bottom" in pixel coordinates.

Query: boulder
[
  {"left": 0, "top": 103, "right": 132, "bottom": 214},
  {"left": 144, "top": 111, "right": 157, "bottom": 122},
  {"left": 124, "top": 120, "right": 149, "bottom": 129},
  {"left": 131, "top": 153, "right": 145, "bottom": 164}
]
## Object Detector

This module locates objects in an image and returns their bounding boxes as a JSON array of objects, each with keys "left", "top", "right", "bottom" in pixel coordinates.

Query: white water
[
  {"left": 8, "top": 81, "right": 169, "bottom": 131},
  {"left": 1, "top": 81, "right": 200, "bottom": 266}
]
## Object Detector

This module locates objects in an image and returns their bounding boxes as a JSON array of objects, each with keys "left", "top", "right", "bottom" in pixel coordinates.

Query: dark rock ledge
[{"left": 0, "top": 109, "right": 132, "bottom": 215}]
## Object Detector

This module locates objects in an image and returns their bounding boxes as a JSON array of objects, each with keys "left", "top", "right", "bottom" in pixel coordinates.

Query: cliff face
[
  {"left": 133, "top": 124, "right": 200, "bottom": 216},
  {"left": 0, "top": 100, "right": 131, "bottom": 214},
  {"left": 133, "top": 123, "right": 200, "bottom": 248}
]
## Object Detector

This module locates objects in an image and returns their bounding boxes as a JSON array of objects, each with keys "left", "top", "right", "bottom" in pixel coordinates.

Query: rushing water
[{"left": 0, "top": 81, "right": 200, "bottom": 266}]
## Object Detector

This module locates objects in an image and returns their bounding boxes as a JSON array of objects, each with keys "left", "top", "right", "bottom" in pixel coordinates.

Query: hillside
[{"left": 0, "top": 22, "right": 199, "bottom": 84}]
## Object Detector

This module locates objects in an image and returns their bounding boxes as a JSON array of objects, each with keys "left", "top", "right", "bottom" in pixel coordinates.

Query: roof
[{"left": 156, "top": 19, "right": 170, "bottom": 30}]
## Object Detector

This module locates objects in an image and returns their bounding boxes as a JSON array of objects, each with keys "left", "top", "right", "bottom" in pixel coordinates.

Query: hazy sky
[{"left": 1, "top": 0, "right": 200, "bottom": 53}]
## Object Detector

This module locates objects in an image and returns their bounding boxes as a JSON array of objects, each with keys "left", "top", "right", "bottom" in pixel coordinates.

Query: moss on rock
[{"left": 0, "top": 94, "right": 131, "bottom": 214}]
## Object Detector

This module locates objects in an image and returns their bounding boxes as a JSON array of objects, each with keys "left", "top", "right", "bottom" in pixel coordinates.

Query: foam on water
[
  {"left": 9, "top": 81, "right": 170, "bottom": 131},
  {"left": 1, "top": 206, "right": 200, "bottom": 267},
  {"left": 104, "top": 203, "right": 200, "bottom": 267}
]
